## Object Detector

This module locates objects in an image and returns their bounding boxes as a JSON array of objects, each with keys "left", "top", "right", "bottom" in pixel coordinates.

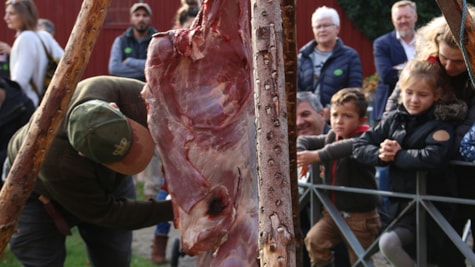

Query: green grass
[
  {"left": 0, "top": 229, "right": 163, "bottom": 266},
  {"left": 0, "top": 181, "right": 166, "bottom": 267}
]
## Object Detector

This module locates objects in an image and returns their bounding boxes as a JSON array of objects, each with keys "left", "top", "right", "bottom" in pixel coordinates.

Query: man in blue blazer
[{"left": 373, "top": 0, "right": 417, "bottom": 122}]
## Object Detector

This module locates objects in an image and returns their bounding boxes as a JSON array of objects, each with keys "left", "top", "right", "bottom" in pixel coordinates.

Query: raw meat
[{"left": 142, "top": 0, "right": 258, "bottom": 265}]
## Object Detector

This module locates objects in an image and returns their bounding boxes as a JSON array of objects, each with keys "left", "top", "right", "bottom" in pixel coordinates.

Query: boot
[{"left": 151, "top": 234, "right": 168, "bottom": 264}]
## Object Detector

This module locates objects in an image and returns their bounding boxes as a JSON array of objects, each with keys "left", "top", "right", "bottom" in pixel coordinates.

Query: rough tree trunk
[
  {"left": 280, "top": 0, "right": 301, "bottom": 266},
  {"left": 251, "top": 1, "right": 296, "bottom": 266},
  {"left": 0, "top": 0, "right": 111, "bottom": 256}
]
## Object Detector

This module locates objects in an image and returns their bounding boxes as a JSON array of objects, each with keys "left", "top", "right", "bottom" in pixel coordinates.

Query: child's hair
[
  {"left": 330, "top": 88, "right": 368, "bottom": 118},
  {"left": 398, "top": 59, "right": 449, "bottom": 100}
]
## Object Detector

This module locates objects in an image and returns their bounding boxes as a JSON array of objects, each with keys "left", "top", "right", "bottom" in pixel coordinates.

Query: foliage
[
  {"left": 362, "top": 73, "right": 379, "bottom": 103},
  {"left": 337, "top": 0, "right": 443, "bottom": 40},
  {"left": 0, "top": 247, "right": 21, "bottom": 267}
]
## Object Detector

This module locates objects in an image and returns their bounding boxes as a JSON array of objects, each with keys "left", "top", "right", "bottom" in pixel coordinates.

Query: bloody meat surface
[{"left": 142, "top": 0, "right": 258, "bottom": 265}]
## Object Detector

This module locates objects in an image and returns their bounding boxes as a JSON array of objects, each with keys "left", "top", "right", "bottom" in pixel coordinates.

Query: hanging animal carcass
[{"left": 142, "top": 0, "right": 258, "bottom": 265}]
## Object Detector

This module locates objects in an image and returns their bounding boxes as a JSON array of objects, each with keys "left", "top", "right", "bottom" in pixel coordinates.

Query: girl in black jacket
[{"left": 353, "top": 59, "right": 455, "bottom": 266}]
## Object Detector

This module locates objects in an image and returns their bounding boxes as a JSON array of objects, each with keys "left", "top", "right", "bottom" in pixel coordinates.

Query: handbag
[{"left": 30, "top": 33, "right": 59, "bottom": 100}]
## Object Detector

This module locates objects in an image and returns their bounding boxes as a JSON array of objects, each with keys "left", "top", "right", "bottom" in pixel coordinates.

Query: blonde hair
[
  {"left": 391, "top": 1, "right": 416, "bottom": 15},
  {"left": 415, "top": 5, "right": 475, "bottom": 60},
  {"left": 399, "top": 59, "right": 449, "bottom": 100}
]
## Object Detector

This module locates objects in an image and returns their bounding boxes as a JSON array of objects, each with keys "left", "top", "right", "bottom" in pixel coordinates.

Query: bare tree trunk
[
  {"left": 0, "top": 0, "right": 111, "bottom": 256},
  {"left": 251, "top": 1, "right": 296, "bottom": 266},
  {"left": 280, "top": 1, "right": 301, "bottom": 266}
]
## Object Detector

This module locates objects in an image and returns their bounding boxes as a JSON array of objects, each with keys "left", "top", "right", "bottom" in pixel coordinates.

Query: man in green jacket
[{"left": 6, "top": 76, "right": 173, "bottom": 267}]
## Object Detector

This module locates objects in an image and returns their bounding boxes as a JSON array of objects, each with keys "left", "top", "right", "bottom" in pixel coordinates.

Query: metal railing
[{"left": 298, "top": 161, "right": 475, "bottom": 267}]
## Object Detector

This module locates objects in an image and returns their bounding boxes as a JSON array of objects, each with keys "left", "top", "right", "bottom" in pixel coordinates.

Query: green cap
[{"left": 67, "top": 100, "right": 132, "bottom": 164}]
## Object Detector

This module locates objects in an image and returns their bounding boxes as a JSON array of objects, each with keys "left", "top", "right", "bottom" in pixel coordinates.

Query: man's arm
[
  {"left": 374, "top": 36, "right": 401, "bottom": 88},
  {"left": 123, "top": 57, "right": 146, "bottom": 72},
  {"left": 108, "top": 37, "right": 143, "bottom": 78}
]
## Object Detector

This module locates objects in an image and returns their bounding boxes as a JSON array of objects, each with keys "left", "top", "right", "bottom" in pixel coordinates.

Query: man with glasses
[{"left": 297, "top": 6, "right": 363, "bottom": 122}]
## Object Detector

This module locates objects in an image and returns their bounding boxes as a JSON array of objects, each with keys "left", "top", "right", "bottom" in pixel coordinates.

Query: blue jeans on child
[{"left": 155, "top": 188, "right": 171, "bottom": 235}]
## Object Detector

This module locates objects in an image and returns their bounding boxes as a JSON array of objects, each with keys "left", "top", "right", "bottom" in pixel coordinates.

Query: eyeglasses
[{"left": 312, "top": 23, "right": 336, "bottom": 30}]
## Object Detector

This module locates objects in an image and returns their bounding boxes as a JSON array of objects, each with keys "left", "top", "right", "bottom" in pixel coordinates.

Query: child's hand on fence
[
  {"left": 378, "top": 139, "right": 401, "bottom": 162},
  {"left": 297, "top": 150, "right": 320, "bottom": 166},
  {"left": 299, "top": 165, "right": 309, "bottom": 179}
]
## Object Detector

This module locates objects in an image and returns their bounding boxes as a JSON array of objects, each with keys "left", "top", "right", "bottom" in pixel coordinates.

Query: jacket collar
[
  {"left": 335, "top": 124, "right": 371, "bottom": 141},
  {"left": 124, "top": 26, "right": 158, "bottom": 41},
  {"left": 299, "top": 38, "right": 344, "bottom": 57}
]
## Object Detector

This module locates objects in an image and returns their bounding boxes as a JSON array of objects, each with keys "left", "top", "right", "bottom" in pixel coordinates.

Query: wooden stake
[
  {"left": 252, "top": 0, "right": 297, "bottom": 266},
  {"left": 280, "top": 0, "right": 302, "bottom": 266},
  {"left": 0, "top": 0, "right": 111, "bottom": 255}
]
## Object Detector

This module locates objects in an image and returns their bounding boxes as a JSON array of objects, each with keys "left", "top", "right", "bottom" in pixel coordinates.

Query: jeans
[
  {"left": 10, "top": 176, "right": 135, "bottom": 267},
  {"left": 377, "top": 166, "right": 390, "bottom": 210},
  {"left": 154, "top": 188, "right": 171, "bottom": 235}
]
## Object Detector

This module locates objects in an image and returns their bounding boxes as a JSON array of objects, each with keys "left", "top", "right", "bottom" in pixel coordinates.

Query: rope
[{"left": 460, "top": 0, "right": 475, "bottom": 88}]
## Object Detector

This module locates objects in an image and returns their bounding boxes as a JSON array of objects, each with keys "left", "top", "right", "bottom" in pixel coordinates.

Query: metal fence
[{"left": 298, "top": 161, "right": 475, "bottom": 267}]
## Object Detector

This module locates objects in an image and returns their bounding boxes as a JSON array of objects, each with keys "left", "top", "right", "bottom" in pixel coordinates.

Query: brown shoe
[{"left": 151, "top": 234, "right": 168, "bottom": 264}]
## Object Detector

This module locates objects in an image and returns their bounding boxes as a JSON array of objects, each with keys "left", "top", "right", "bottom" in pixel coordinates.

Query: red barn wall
[{"left": 0, "top": 1, "right": 375, "bottom": 80}]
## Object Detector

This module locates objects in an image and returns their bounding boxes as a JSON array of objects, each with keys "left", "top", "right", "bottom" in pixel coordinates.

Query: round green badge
[
  {"left": 333, "top": 69, "right": 343, "bottom": 76},
  {"left": 124, "top": 47, "right": 133, "bottom": 54}
]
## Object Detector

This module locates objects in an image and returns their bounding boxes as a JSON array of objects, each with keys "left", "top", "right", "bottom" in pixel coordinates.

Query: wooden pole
[
  {"left": 436, "top": 0, "right": 475, "bottom": 87},
  {"left": 0, "top": 0, "right": 111, "bottom": 255},
  {"left": 280, "top": 0, "right": 302, "bottom": 266},
  {"left": 252, "top": 0, "right": 297, "bottom": 266}
]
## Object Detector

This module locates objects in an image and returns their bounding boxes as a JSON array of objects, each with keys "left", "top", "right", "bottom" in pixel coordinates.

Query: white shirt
[
  {"left": 396, "top": 31, "right": 416, "bottom": 61},
  {"left": 10, "top": 30, "right": 64, "bottom": 106}
]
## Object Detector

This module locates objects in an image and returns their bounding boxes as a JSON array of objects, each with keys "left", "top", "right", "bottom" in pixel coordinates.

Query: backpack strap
[
  {"left": 29, "top": 79, "right": 40, "bottom": 98},
  {"left": 35, "top": 32, "right": 54, "bottom": 62},
  {"left": 30, "top": 32, "right": 54, "bottom": 98}
]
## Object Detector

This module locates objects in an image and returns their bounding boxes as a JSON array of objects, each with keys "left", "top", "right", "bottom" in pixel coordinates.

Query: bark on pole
[
  {"left": 251, "top": 1, "right": 296, "bottom": 266},
  {"left": 0, "top": 0, "right": 111, "bottom": 255},
  {"left": 280, "top": 0, "right": 301, "bottom": 266}
]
